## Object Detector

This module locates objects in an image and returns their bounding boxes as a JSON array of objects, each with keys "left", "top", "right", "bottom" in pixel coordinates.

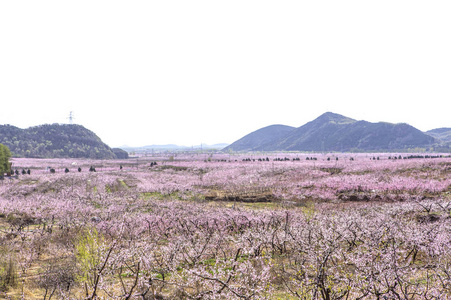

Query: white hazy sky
[{"left": 1, "top": 1, "right": 450, "bottom": 147}]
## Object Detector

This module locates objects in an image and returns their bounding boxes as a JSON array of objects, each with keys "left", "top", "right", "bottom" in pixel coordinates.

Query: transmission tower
[{"left": 67, "top": 111, "right": 75, "bottom": 124}]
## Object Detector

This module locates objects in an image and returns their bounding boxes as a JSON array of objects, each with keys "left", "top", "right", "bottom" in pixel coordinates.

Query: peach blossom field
[{"left": 1, "top": 153, "right": 450, "bottom": 299}]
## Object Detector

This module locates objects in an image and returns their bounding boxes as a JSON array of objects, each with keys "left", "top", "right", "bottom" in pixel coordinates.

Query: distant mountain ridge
[
  {"left": 0, "top": 123, "right": 119, "bottom": 159},
  {"left": 224, "top": 112, "right": 444, "bottom": 152},
  {"left": 122, "top": 143, "right": 230, "bottom": 153}
]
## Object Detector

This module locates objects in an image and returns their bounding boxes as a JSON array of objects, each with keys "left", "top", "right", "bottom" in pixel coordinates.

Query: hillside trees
[
  {"left": 0, "top": 124, "right": 117, "bottom": 159},
  {"left": 0, "top": 143, "right": 12, "bottom": 174}
]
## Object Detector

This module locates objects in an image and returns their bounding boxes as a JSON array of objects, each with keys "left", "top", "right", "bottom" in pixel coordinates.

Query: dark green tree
[{"left": 0, "top": 144, "right": 12, "bottom": 175}]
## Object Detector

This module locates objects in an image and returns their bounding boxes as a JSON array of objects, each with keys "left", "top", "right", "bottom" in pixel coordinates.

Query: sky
[{"left": 1, "top": 1, "right": 450, "bottom": 147}]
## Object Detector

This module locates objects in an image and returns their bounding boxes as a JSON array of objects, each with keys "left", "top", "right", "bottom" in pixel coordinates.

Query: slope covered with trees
[
  {"left": 223, "top": 124, "right": 295, "bottom": 152},
  {"left": 0, "top": 124, "right": 118, "bottom": 159},
  {"left": 427, "top": 128, "right": 451, "bottom": 144},
  {"left": 226, "top": 112, "right": 440, "bottom": 152}
]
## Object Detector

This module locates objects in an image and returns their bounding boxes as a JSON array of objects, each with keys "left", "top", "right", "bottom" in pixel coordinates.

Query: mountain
[
  {"left": 260, "top": 112, "right": 356, "bottom": 151},
  {"left": 225, "top": 112, "right": 439, "bottom": 152},
  {"left": 223, "top": 125, "right": 295, "bottom": 152},
  {"left": 0, "top": 124, "right": 118, "bottom": 159},
  {"left": 426, "top": 128, "right": 451, "bottom": 144}
]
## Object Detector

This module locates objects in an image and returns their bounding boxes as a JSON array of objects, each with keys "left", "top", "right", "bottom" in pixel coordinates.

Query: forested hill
[
  {"left": 427, "top": 128, "right": 451, "bottom": 144},
  {"left": 222, "top": 125, "right": 295, "bottom": 152},
  {"left": 225, "top": 112, "right": 440, "bottom": 152},
  {"left": 0, "top": 124, "right": 120, "bottom": 159}
]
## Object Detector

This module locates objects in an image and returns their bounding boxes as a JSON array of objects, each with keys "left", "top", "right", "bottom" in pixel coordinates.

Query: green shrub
[
  {"left": 0, "top": 252, "right": 18, "bottom": 291},
  {"left": 75, "top": 227, "right": 105, "bottom": 285}
]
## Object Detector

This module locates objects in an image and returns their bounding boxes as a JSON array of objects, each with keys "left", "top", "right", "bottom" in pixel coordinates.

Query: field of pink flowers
[{"left": 1, "top": 153, "right": 450, "bottom": 299}]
